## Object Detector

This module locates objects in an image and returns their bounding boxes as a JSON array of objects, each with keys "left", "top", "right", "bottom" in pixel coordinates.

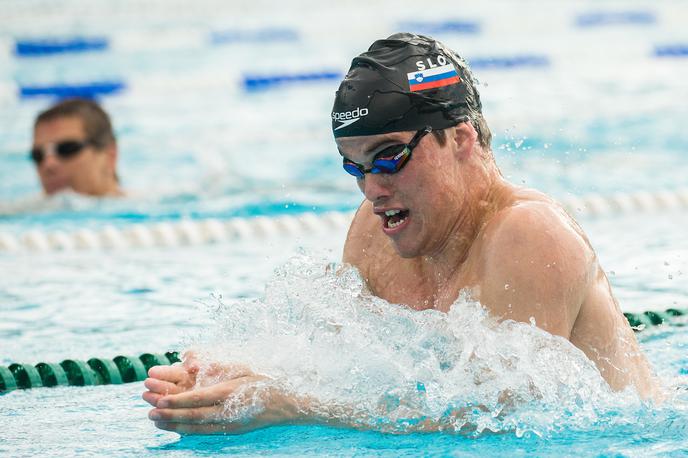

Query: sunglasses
[
  {"left": 342, "top": 127, "right": 432, "bottom": 179},
  {"left": 30, "top": 140, "right": 91, "bottom": 165}
]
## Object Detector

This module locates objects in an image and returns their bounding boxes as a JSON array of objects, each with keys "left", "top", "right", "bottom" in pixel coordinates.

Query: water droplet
[{"left": 515, "top": 139, "right": 524, "bottom": 148}]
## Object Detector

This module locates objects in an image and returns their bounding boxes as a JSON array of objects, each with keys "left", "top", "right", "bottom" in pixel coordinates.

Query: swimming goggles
[
  {"left": 31, "top": 140, "right": 92, "bottom": 164},
  {"left": 342, "top": 127, "right": 432, "bottom": 178}
]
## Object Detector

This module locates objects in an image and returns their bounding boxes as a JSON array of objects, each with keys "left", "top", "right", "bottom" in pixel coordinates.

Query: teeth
[
  {"left": 387, "top": 215, "right": 407, "bottom": 228},
  {"left": 385, "top": 209, "right": 401, "bottom": 216}
]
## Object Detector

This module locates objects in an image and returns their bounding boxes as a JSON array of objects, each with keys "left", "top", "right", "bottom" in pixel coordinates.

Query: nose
[
  {"left": 360, "top": 173, "right": 393, "bottom": 203},
  {"left": 39, "top": 152, "right": 61, "bottom": 171}
]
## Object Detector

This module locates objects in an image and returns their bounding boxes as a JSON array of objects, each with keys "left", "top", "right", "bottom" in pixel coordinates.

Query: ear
[{"left": 451, "top": 122, "right": 478, "bottom": 161}]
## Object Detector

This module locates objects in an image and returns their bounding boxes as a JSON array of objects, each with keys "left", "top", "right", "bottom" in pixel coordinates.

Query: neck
[
  {"left": 91, "top": 178, "right": 124, "bottom": 197},
  {"left": 103, "top": 182, "right": 124, "bottom": 197},
  {"left": 418, "top": 159, "right": 505, "bottom": 288}
]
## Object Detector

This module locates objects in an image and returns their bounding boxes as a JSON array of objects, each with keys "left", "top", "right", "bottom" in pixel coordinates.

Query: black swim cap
[{"left": 331, "top": 32, "right": 482, "bottom": 138}]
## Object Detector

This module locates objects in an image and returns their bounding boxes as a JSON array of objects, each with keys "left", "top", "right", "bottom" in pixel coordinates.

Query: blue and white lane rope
[{"left": 0, "top": 188, "right": 687, "bottom": 252}]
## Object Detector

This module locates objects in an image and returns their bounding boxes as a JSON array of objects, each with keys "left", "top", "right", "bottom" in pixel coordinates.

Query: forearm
[{"left": 284, "top": 392, "right": 482, "bottom": 434}]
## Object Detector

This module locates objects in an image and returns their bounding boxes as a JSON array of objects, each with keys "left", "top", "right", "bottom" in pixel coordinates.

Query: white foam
[{"left": 187, "top": 252, "right": 645, "bottom": 435}]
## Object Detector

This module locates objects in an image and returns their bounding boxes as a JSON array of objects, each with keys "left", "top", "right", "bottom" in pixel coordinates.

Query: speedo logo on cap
[{"left": 332, "top": 107, "right": 369, "bottom": 131}]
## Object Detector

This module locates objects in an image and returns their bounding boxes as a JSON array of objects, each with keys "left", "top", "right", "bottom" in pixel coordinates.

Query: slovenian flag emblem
[{"left": 407, "top": 63, "right": 460, "bottom": 91}]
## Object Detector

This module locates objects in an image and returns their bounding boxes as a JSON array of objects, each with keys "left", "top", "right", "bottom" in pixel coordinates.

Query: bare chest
[{"left": 361, "top": 253, "right": 478, "bottom": 312}]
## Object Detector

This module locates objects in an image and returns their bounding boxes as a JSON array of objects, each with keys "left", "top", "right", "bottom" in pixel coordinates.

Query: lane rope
[
  {"left": 1, "top": 308, "right": 685, "bottom": 392},
  {"left": 15, "top": 37, "right": 109, "bottom": 57},
  {"left": 19, "top": 81, "right": 126, "bottom": 100},
  {"left": 575, "top": 11, "right": 656, "bottom": 27},
  {"left": 1, "top": 188, "right": 687, "bottom": 253},
  {"left": 0, "top": 352, "right": 180, "bottom": 392},
  {"left": 624, "top": 308, "right": 687, "bottom": 331}
]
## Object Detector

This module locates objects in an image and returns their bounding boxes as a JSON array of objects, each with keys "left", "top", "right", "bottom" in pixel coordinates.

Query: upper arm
[{"left": 478, "top": 203, "right": 594, "bottom": 338}]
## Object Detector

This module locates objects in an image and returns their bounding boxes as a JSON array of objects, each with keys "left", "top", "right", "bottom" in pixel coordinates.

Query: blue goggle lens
[
  {"left": 343, "top": 161, "right": 365, "bottom": 178},
  {"left": 340, "top": 127, "right": 430, "bottom": 179}
]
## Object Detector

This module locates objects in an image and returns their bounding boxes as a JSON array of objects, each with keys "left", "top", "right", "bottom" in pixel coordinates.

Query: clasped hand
[{"left": 142, "top": 353, "right": 299, "bottom": 434}]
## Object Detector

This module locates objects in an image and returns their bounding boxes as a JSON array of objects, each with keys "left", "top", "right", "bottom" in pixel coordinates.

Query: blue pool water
[{"left": 1, "top": 0, "right": 688, "bottom": 456}]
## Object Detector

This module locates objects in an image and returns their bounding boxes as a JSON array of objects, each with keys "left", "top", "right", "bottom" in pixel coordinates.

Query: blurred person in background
[{"left": 31, "top": 98, "right": 124, "bottom": 197}]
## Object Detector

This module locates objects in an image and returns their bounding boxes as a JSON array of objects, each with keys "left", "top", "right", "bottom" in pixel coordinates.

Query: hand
[{"left": 142, "top": 353, "right": 299, "bottom": 434}]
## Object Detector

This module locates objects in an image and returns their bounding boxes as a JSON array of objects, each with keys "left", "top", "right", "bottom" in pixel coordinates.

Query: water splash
[{"left": 188, "top": 252, "right": 654, "bottom": 436}]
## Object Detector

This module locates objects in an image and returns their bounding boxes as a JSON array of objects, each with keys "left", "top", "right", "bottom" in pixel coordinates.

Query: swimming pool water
[{"left": 1, "top": 0, "right": 688, "bottom": 456}]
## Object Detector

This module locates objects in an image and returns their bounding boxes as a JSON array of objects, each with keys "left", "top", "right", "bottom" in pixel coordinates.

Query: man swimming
[
  {"left": 143, "top": 33, "right": 659, "bottom": 434},
  {"left": 31, "top": 98, "right": 124, "bottom": 197}
]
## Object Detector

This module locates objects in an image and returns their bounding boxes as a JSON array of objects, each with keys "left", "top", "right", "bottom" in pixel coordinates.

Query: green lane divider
[
  {"left": 0, "top": 351, "right": 180, "bottom": 393},
  {"left": 9, "top": 363, "right": 43, "bottom": 389},
  {"left": 140, "top": 353, "right": 172, "bottom": 371},
  {"left": 0, "top": 366, "right": 18, "bottom": 391},
  {"left": 1, "top": 308, "right": 685, "bottom": 394},
  {"left": 35, "top": 362, "right": 69, "bottom": 387},
  {"left": 624, "top": 308, "right": 687, "bottom": 329},
  {"left": 113, "top": 355, "right": 149, "bottom": 383},
  {"left": 61, "top": 359, "right": 98, "bottom": 386},
  {"left": 88, "top": 358, "right": 123, "bottom": 385}
]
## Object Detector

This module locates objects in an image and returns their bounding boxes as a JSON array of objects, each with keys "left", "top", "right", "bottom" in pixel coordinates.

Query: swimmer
[
  {"left": 31, "top": 98, "right": 124, "bottom": 197},
  {"left": 143, "top": 33, "right": 660, "bottom": 434}
]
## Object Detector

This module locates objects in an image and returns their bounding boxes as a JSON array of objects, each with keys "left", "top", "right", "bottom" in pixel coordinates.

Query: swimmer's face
[
  {"left": 32, "top": 116, "right": 117, "bottom": 196},
  {"left": 337, "top": 124, "right": 475, "bottom": 258}
]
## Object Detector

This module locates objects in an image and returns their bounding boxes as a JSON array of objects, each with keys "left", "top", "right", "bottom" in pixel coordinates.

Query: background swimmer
[{"left": 31, "top": 98, "right": 124, "bottom": 197}]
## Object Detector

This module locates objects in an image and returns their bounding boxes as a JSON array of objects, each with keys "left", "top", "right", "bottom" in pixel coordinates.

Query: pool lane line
[
  {"left": 19, "top": 81, "right": 126, "bottom": 100},
  {"left": 1, "top": 188, "right": 688, "bottom": 253},
  {"left": 574, "top": 11, "right": 656, "bottom": 28},
  {"left": 624, "top": 308, "right": 687, "bottom": 331},
  {"left": 1, "top": 308, "right": 686, "bottom": 392},
  {"left": 15, "top": 37, "right": 109, "bottom": 57},
  {"left": 0, "top": 352, "right": 180, "bottom": 393},
  {"left": 654, "top": 44, "right": 688, "bottom": 58},
  {"left": 242, "top": 54, "right": 550, "bottom": 91}
]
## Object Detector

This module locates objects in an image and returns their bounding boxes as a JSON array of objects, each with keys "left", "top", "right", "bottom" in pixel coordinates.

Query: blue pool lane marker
[
  {"left": 575, "top": 11, "right": 656, "bottom": 27},
  {"left": 243, "top": 71, "right": 342, "bottom": 91},
  {"left": 397, "top": 20, "right": 480, "bottom": 35},
  {"left": 469, "top": 55, "right": 550, "bottom": 70},
  {"left": 15, "top": 37, "right": 109, "bottom": 57},
  {"left": 19, "top": 81, "right": 126, "bottom": 100},
  {"left": 211, "top": 28, "right": 299, "bottom": 45},
  {"left": 243, "top": 55, "right": 549, "bottom": 91},
  {"left": 654, "top": 44, "right": 688, "bottom": 58}
]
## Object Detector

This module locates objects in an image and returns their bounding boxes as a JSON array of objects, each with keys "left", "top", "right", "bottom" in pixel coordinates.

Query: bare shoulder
[
  {"left": 475, "top": 192, "right": 597, "bottom": 336},
  {"left": 482, "top": 193, "right": 594, "bottom": 270}
]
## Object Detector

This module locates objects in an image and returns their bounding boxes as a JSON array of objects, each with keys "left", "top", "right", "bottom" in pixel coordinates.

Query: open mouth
[{"left": 383, "top": 209, "right": 410, "bottom": 229}]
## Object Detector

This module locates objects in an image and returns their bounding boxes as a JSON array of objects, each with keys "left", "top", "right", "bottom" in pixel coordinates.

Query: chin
[
  {"left": 43, "top": 184, "right": 67, "bottom": 195},
  {"left": 390, "top": 240, "right": 422, "bottom": 258}
]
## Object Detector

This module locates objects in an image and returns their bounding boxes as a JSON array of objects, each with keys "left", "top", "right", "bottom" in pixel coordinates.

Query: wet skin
[
  {"left": 33, "top": 116, "right": 122, "bottom": 196},
  {"left": 143, "top": 122, "right": 660, "bottom": 434},
  {"left": 339, "top": 123, "right": 658, "bottom": 398}
]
